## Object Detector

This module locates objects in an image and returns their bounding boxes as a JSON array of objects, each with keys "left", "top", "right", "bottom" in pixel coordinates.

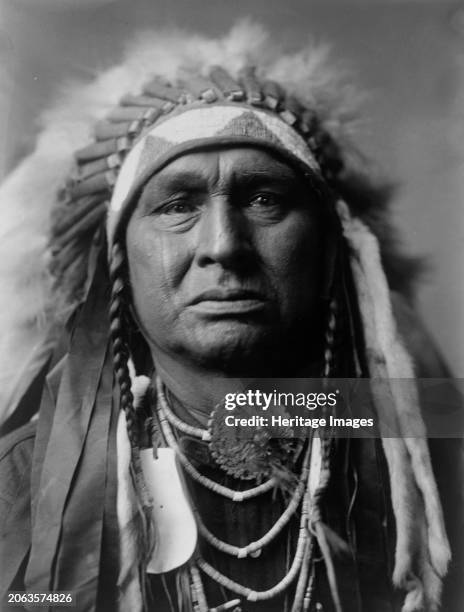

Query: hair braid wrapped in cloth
[
  {"left": 0, "top": 21, "right": 452, "bottom": 612},
  {"left": 336, "top": 199, "right": 450, "bottom": 611}
]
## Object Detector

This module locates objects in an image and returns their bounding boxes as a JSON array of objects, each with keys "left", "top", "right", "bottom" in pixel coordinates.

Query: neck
[
  {"left": 152, "top": 349, "right": 323, "bottom": 421},
  {"left": 153, "top": 353, "right": 240, "bottom": 419}
]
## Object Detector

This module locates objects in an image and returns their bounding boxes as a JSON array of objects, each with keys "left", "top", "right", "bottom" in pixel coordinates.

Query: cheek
[
  {"left": 125, "top": 221, "right": 190, "bottom": 316},
  {"left": 261, "top": 214, "right": 324, "bottom": 285}
]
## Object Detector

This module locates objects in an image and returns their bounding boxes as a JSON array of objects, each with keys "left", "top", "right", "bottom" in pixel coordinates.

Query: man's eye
[
  {"left": 248, "top": 193, "right": 288, "bottom": 210},
  {"left": 160, "top": 200, "right": 198, "bottom": 215},
  {"left": 249, "top": 194, "right": 276, "bottom": 207}
]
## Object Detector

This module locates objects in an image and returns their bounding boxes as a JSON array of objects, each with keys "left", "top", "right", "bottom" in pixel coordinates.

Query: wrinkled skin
[{"left": 126, "top": 146, "right": 327, "bottom": 375}]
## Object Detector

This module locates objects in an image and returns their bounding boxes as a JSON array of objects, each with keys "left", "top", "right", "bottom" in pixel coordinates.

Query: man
[{"left": 0, "top": 24, "right": 462, "bottom": 612}]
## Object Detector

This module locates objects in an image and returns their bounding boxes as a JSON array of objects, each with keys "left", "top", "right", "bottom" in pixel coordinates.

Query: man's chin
[{"left": 179, "top": 320, "right": 280, "bottom": 374}]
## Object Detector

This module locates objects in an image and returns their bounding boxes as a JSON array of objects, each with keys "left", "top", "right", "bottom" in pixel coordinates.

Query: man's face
[{"left": 126, "top": 147, "right": 326, "bottom": 373}]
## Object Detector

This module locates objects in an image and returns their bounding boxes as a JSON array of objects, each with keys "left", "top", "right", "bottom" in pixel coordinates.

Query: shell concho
[{"left": 207, "top": 401, "right": 303, "bottom": 483}]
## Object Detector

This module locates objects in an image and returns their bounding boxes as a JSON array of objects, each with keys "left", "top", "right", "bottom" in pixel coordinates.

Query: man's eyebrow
[
  {"left": 143, "top": 170, "right": 208, "bottom": 195},
  {"left": 136, "top": 171, "right": 207, "bottom": 212},
  {"left": 234, "top": 168, "right": 301, "bottom": 186}
]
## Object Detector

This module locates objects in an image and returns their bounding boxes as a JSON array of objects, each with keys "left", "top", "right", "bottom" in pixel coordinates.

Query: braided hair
[{"left": 109, "top": 240, "right": 155, "bottom": 574}]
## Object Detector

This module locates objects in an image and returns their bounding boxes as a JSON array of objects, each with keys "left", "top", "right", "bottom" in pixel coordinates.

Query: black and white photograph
[{"left": 0, "top": 1, "right": 463, "bottom": 611}]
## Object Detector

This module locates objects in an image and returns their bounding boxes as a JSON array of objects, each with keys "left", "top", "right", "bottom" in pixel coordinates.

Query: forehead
[{"left": 139, "top": 146, "right": 303, "bottom": 193}]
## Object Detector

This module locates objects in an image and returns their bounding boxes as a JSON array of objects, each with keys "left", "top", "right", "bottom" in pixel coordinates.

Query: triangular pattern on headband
[{"left": 106, "top": 103, "right": 321, "bottom": 244}]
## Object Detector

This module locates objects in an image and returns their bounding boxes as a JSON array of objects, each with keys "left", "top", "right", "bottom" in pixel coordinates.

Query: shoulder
[
  {"left": 0, "top": 420, "right": 36, "bottom": 469},
  {"left": 0, "top": 422, "right": 36, "bottom": 595},
  {"left": 0, "top": 421, "right": 36, "bottom": 530},
  {"left": 0, "top": 419, "right": 36, "bottom": 450}
]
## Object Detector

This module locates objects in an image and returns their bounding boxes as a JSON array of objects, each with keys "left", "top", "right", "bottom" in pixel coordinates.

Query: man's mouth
[{"left": 187, "top": 288, "right": 268, "bottom": 315}]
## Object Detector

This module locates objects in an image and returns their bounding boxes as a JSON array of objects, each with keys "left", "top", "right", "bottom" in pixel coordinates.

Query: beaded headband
[
  {"left": 49, "top": 66, "right": 345, "bottom": 302},
  {"left": 107, "top": 103, "right": 322, "bottom": 246}
]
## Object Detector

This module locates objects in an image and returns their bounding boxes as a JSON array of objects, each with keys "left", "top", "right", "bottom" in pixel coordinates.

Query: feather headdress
[
  {"left": 0, "top": 21, "right": 412, "bottom": 422},
  {"left": 0, "top": 21, "right": 448, "bottom": 612}
]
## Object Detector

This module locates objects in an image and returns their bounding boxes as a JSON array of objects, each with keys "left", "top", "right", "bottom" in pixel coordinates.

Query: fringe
[
  {"left": 116, "top": 409, "right": 144, "bottom": 612},
  {"left": 176, "top": 565, "right": 193, "bottom": 612},
  {"left": 336, "top": 200, "right": 450, "bottom": 611},
  {"left": 115, "top": 370, "right": 151, "bottom": 612}
]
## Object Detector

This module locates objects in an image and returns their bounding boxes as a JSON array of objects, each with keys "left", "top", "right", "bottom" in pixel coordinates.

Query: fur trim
[
  {"left": 337, "top": 200, "right": 450, "bottom": 611},
  {"left": 115, "top": 373, "right": 151, "bottom": 612},
  {"left": 116, "top": 408, "right": 143, "bottom": 612}
]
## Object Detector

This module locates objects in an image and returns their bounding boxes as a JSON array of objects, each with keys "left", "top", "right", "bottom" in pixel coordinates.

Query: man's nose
[{"left": 195, "top": 197, "right": 252, "bottom": 268}]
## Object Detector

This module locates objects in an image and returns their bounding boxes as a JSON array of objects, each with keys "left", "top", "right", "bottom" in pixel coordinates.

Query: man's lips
[{"left": 187, "top": 288, "right": 268, "bottom": 315}]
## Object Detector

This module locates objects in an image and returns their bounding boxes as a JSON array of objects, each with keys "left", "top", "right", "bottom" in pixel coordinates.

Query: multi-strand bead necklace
[{"left": 155, "top": 376, "right": 320, "bottom": 611}]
